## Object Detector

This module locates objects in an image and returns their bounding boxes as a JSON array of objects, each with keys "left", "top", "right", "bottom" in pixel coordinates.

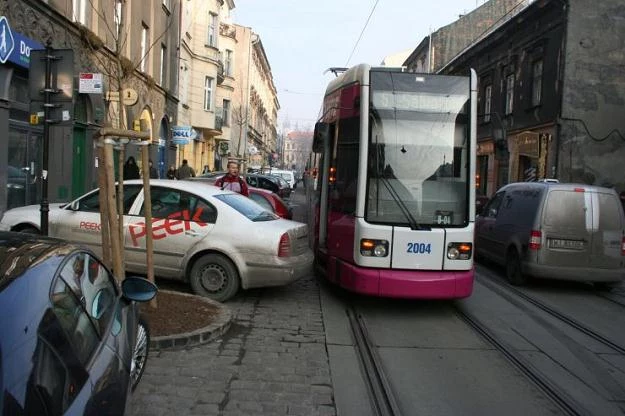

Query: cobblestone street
[{"left": 131, "top": 275, "right": 336, "bottom": 416}]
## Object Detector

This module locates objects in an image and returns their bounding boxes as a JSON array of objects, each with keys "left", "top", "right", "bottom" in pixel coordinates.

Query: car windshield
[{"left": 213, "top": 193, "right": 278, "bottom": 222}]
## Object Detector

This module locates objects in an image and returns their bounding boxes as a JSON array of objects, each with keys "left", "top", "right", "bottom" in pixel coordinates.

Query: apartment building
[
  {"left": 441, "top": 0, "right": 625, "bottom": 195},
  {"left": 230, "top": 24, "right": 279, "bottom": 171},
  {"left": 0, "top": 0, "right": 180, "bottom": 217}
]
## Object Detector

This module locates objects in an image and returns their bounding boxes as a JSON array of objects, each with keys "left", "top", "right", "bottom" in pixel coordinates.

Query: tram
[{"left": 309, "top": 64, "right": 477, "bottom": 298}]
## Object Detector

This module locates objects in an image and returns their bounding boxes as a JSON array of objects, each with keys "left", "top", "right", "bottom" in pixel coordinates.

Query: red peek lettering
[{"left": 128, "top": 208, "right": 208, "bottom": 247}]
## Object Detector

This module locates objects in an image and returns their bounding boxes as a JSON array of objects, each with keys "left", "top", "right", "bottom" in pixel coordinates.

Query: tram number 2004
[{"left": 406, "top": 242, "right": 432, "bottom": 254}]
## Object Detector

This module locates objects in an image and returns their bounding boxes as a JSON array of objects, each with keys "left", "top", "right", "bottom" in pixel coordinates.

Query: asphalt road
[{"left": 131, "top": 188, "right": 625, "bottom": 415}]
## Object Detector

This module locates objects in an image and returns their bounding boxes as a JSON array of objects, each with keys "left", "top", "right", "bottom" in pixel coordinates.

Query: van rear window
[
  {"left": 597, "top": 193, "right": 622, "bottom": 229},
  {"left": 543, "top": 190, "right": 586, "bottom": 230}
]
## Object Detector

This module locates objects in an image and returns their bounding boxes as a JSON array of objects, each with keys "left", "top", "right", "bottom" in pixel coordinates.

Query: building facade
[
  {"left": 230, "top": 25, "right": 279, "bottom": 171},
  {"left": 441, "top": 0, "right": 625, "bottom": 196},
  {"left": 177, "top": 0, "right": 235, "bottom": 174},
  {"left": 404, "top": 0, "right": 529, "bottom": 74},
  {"left": 0, "top": 0, "right": 180, "bottom": 218},
  {"left": 283, "top": 130, "right": 313, "bottom": 178}
]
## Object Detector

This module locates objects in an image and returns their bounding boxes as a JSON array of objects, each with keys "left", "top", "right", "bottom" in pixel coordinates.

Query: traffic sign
[{"left": 0, "top": 16, "right": 15, "bottom": 64}]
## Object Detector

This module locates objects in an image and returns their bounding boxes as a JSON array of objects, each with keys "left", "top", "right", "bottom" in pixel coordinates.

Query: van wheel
[
  {"left": 506, "top": 249, "right": 526, "bottom": 286},
  {"left": 189, "top": 254, "right": 240, "bottom": 302}
]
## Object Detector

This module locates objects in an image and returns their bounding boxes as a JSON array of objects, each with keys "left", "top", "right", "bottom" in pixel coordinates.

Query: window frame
[
  {"left": 222, "top": 99, "right": 230, "bottom": 126},
  {"left": 505, "top": 73, "right": 515, "bottom": 115},
  {"left": 531, "top": 59, "right": 543, "bottom": 107},
  {"left": 140, "top": 23, "right": 149, "bottom": 73},
  {"left": 204, "top": 76, "right": 213, "bottom": 111},
  {"left": 207, "top": 13, "right": 217, "bottom": 47},
  {"left": 483, "top": 84, "right": 492, "bottom": 123}
]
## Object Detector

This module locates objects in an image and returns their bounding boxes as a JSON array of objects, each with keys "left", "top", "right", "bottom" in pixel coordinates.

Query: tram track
[
  {"left": 454, "top": 305, "right": 585, "bottom": 416},
  {"left": 346, "top": 306, "right": 402, "bottom": 416},
  {"left": 476, "top": 274, "right": 625, "bottom": 355},
  {"left": 596, "top": 291, "right": 625, "bottom": 310}
]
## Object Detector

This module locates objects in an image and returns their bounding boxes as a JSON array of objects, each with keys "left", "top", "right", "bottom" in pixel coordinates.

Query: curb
[{"left": 149, "top": 290, "right": 233, "bottom": 351}]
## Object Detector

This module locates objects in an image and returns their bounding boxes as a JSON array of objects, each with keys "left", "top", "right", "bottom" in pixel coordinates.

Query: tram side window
[{"left": 331, "top": 117, "right": 360, "bottom": 214}]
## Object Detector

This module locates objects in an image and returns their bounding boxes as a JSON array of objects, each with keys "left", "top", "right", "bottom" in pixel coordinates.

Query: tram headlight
[
  {"left": 360, "top": 239, "right": 389, "bottom": 257},
  {"left": 447, "top": 243, "right": 472, "bottom": 260}
]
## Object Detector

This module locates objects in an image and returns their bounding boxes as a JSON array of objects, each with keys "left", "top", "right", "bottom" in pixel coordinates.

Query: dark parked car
[
  {"left": 244, "top": 173, "right": 280, "bottom": 195},
  {"left": 0, "top": 231, "right": 158, "bottom": 415}
]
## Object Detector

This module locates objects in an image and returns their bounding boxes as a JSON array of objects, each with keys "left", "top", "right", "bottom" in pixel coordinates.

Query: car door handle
[{"left": 185, "top": 230, "right": 200, "bottom": 237}]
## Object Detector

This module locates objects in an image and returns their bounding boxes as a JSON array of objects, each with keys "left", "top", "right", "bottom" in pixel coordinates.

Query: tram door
[{"left": 8, "top": 128, "right": 41, "bottom": 210}]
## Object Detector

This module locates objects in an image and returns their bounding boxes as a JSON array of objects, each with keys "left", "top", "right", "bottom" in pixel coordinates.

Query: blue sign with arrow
[{"left": 0, "top": 16, "right": 15, "bottom": 64}]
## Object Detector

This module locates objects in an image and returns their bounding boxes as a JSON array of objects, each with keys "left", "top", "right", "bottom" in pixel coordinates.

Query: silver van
[{"left": 475, "top": 181, "right": 625, "bottom": 287}]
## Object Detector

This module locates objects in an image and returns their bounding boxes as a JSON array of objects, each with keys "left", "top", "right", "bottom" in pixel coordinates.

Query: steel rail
[
  {"left": 454, "top": 306, "right": 586, "bottom": 416},
  {"left": 347, "top": 307, "right": 402, "bottom": 416},
  {"left": 477, "top": 275, "right": 625, "bottom": 355}
]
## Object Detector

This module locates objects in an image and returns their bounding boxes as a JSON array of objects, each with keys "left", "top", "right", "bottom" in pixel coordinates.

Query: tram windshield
[{"left": 366, "top": 71, "right": 471, "bottom": 227}]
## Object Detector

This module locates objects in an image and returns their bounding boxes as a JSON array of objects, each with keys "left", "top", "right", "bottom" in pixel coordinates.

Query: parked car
[
  {"left": 0, "top": 231, "right": 158, "bottom": 415},
  {"left": 475, "top": 181, "right": 625, "bottom": 287},
  {"left": 264, "top": 169, "right": 297, "bottom": 190},
  {"left": 0, "top": 180, "right": 314, "bottom": 302},
  {"left": 245, "top": 173, "right": 289, "bottom": 198},
  {"left": 186, "top": 176, "right": 292, "bottom": 219},
  {"left": 248, "top": 187, "right": 293, "bottom": 220}
]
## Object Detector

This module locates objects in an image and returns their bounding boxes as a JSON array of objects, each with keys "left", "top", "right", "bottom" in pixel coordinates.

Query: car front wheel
[
  {"left": 130, "top": 316, "right": 150, "bottom": 391},
  {"left": 189, "top": 254, "right": 240, "bottom": 302}
]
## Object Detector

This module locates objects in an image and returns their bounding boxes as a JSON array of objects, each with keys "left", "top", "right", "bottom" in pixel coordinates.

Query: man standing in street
[
  {"left": 176, "top": 159, "right": 196, "bottom": 180},
  {"left": 215, "top": 161, "right": 249, "bottom": 196}
]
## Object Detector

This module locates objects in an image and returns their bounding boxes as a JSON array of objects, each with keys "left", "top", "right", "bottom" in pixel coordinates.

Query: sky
[{"left": 232, "top": 0, "right": 490, "bottom": 132}]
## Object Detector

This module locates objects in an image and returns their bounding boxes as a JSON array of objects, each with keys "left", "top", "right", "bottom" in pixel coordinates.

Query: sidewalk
[{"left": 131, "top": 190, "right": 337, "bottom": 416}]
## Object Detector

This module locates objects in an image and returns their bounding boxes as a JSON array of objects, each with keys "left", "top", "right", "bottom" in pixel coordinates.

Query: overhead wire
[{"left": 345, "top": 0, "right": 380, "bottom": 67}]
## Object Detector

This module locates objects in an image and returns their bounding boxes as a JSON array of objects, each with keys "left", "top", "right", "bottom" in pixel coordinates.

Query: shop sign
[
  {"left": 171, "top": 126, "right": 197, "bottom": 145},
  {"left": 0, "top": 16, "right": 43, "bottom": 68}
]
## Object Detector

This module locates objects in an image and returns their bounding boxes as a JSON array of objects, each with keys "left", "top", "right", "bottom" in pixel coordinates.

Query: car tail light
[
  {"left": 278, "top": 233, "right": 291, "bottom": 257},
  {"left": 529, "top": 230, "right": 542, "bottom": 250},
  {"left": 621, "top": 237, "right": 625, "bottom": 256}
]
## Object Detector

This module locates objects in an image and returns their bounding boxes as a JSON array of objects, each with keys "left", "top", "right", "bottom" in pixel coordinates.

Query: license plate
[
  {"left": 434, "top": 210, "right": 452, "bottom": 225},
  {"left": 547, "top": 238, "right": 585, "bottom": 250}
]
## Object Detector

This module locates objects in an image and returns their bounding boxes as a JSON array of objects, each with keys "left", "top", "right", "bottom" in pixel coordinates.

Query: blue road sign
[{"left": 0, "top": 16, "right": 15, "bottom": 64}]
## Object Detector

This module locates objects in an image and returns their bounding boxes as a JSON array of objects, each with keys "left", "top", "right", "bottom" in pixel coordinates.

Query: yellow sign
[
  {"left": 133, "top": 120, "right": 141, "bottom": 131},
  {"left": 30, "top": 114, "right": 39, "bottom": 125}
]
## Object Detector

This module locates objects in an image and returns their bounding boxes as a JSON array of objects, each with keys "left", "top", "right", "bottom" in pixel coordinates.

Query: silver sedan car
[{"left": 0, "top": 180, "right": 313, "bottom": 302}]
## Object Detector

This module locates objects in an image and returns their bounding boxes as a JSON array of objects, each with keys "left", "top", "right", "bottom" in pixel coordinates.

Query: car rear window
[
  {"left": 214, "top": 194, "right": 278, "bottom": 222},
  {"left": 543, "top": 190, "right": 586, "bottom": 230}
]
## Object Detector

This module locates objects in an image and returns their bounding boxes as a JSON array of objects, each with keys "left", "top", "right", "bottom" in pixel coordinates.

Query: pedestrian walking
[
  {"left": 166, "top": 165, "right": 177, "bottom": 180},
  {"left": 149, "top": 160, "right": 159, "bottom": 179},
  {"left": 123, "top": 156, "right": 140, "bottom": 180},
  {"left": 215, "top": 161, "right": 249, "bottom": 196},
  {"left": 176, "top": 159, "right": 196, "bottom": 180}
]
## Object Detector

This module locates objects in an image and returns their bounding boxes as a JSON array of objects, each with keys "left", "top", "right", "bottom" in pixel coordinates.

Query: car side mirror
[
  {"left": 121, "top": 276, "right": 158, "bottom": 302},
  {"left": 69, "top": 200, "right": 79, "bottom": 211}
]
